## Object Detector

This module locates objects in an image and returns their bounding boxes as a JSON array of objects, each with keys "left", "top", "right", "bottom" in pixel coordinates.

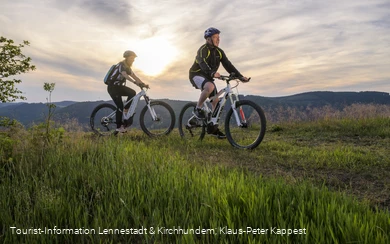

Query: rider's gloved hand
[
  {"left": 140, "top": 83, "right": 149, "bottom": 89},
  {"left": 239, "top": 76, "right": 250, "bottom": 83}
]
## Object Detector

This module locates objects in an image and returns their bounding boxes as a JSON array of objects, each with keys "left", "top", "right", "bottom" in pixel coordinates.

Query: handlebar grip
[{"left": 240, "top": 77, "right": 251, "bottom": 83}]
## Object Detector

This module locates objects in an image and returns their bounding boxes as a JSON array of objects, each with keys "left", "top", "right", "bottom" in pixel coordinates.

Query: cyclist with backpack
[
  {"left": 189, "top": 27, "right": 249, "bottom": 139},
  {"left": 106, "top": 50, "right": 148, "bottom": 133}
]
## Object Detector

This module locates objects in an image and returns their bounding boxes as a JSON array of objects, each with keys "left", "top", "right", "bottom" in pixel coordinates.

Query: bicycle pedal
[
  {"left": 123, "top": 119, "right": 133, "bottom": 127},
  {"left": 186, "top": 124, "right": 196, "bottom": 129}
]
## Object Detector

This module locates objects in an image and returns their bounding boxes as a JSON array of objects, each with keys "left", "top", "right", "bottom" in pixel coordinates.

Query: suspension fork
[
  {"left": 230, "top": 94, "right": 246, "bottom": 126},
  {"left": 239, "top": 105, "right": 247, "bottom": 123}
]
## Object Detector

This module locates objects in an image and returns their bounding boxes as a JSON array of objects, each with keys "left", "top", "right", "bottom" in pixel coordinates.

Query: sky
[{"left": 1, "top": 0, "right": 389, "bottom": 103}]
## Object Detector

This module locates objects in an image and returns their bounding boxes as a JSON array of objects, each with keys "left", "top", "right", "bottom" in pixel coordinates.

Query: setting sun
[{"left": 132, "top": 36, "right": 179, "bottom": 77}]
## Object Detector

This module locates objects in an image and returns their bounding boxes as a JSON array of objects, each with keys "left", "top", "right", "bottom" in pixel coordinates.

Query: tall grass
[
  {"left": 265, "top": 103, "right": 390, "bottom": 124},
  {"left": 1, "top": 129, "right": 389, "bottom": 243}
]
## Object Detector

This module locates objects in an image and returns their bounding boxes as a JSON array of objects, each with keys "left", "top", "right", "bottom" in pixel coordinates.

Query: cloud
[
  {"left": 80, "top": 0, "right": 133, "bottom": 26},
  {"left": 43, "top": 0, "right": 134, "bottom": 27},
  {"left": 1, "top": 0, "right": 390, "bottom": 103}
]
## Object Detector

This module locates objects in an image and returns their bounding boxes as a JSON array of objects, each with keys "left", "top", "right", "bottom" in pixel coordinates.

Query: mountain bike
[
  {"left": 90, "top": 86, "right": 175, "bottom": 137},
  {"left": 178, "top": 74, "right": 266, "bottom": 149}
]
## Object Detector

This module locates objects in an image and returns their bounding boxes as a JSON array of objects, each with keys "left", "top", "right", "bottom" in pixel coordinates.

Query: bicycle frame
[
  {"left": 180, "top": 74, "right": 265, "bottom": 148},
  {"left": 106, "top": 88, "right": 159, "bottom": 122},
  {"left": 198, "top": 78, "right": 247, "bottom": 127}
]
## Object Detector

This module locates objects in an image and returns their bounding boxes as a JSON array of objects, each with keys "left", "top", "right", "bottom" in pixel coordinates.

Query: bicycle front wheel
[
  {"left": 90, "top": 103, "right": 118, "bottom": 136},
  {"left": 178, "top": 102, "right": 206, "bottom": 142},
  {"left": 140, "top": 101, "right": 175, "bottom": 137},
  {"left": 225, "top": 100, "right": 266, "bottom": 149}
]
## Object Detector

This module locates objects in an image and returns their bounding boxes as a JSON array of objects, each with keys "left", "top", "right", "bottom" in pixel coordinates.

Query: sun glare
[{"left": 132, "top": 36, "right": 179, "bottom": 77}]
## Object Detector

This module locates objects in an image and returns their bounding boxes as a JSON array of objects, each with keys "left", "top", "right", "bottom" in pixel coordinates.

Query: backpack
[{"left": 103, "top": 64, "right": 120, "bottom": 85}]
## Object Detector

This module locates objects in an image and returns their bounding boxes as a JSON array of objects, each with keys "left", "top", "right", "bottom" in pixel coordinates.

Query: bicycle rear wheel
[
  {"left": 90, "top": 103, "right": 118, "bottom": 136},
  {"left": 140, "top": 101, "right": 175, "bottom": 137},
  {"left": 225, "top": 100, "right": 266, "bottom": 149},
  {"left": 178, "top": 102, "right": 205, "bottom": 142}
]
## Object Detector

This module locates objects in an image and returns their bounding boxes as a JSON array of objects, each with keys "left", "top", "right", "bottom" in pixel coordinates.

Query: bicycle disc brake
[
  {"left": 239, "top": 122, "right": 248, "bottom": 128},
  {"left": 100, "top": 117, "right": 111, "bottom": 126}
]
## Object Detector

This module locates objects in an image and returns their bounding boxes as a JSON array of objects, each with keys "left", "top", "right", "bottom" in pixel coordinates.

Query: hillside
[
  {"left": 0, "top": 117, "right": 389, "bottom": 243},
  {"left": 1, "top": 91, "right": 389, "bottom": 127},
  {"left": 246, "top": 91, "right": 390, "bottom": 108}
]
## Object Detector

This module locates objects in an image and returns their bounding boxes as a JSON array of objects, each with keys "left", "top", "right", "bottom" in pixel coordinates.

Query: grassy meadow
[{"left": 0, "top": 104, "right": 389, "bottom": 243}]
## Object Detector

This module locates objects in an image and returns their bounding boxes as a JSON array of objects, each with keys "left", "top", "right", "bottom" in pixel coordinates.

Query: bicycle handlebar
[
  {"left": 139, "top": 84, "right": 150, "bottom": 89},
  {"left": 217, "top": 72, "right": 251, "bottom": 83}
]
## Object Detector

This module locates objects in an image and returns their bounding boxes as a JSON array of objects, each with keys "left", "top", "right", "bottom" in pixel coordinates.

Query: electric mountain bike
[
  {"left": 178, "top": 74, "right": 266, "bottom": 149},
  {"left": 90, "top": 86, "right": 175, "bottom": 137}
]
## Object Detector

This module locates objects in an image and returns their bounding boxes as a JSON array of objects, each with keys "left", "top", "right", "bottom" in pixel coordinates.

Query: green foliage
[
  {"left": 0, "top": 118, "right": 389, "bottom": 243},
  {"left": 28, "top": 123, "right": 66, "bottom": 148},
  {"left": 0, "top": 116, "right": 24, "bottom": 162},
  {"left": 43, "top": 82, "right": 55, "bottom": 94},
  {"left": 0, "top": 115, "right": 65, "bottom": 167},
  {"left": 0, "top": 135, "right": 15, "bottom": 162},
  {"left": 43, "top": 82, "right": 56, "bottom": 143},
  {"left": 0, "top": 36, "right": 36, "bottom": 103},
  {"left": 0, "top": 116, "right": 19, "bottom": 127}
]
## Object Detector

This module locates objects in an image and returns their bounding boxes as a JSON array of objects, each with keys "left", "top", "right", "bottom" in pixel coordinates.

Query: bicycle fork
[
  {"left": 144, "top": 95, "right": 159, "bottom": 121},
  {"left": 232, "top": 101, "right": 248, "bottom": 128}
]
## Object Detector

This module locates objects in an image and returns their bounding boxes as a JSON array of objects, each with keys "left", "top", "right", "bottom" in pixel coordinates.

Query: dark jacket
[{"left": 189, "top": 43, "right": 242, "bottom": 81}]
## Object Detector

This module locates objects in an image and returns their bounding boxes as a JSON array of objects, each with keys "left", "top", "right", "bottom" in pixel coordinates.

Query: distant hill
[
  {"left": 1, "top": 91, "right": 389, "bottom": 128},
  {"left": 246, "top": 91, "right": 390, "bottom": 108},
  {"left": 0, "top": 102, "right": 27, "bottom": 108},
  {"left": 54, "top": 101, "right": 77, "bottom": 108},
  {"left": 0, "top": 103, "right": 49, "bottom": 126}
]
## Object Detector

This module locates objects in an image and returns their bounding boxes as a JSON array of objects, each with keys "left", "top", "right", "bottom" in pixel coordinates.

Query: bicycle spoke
[
  {"left": 90, "top": 103, "right": 117, "bottom": 136},
  {"left": 225, "top": 100, "right": 266, "bottom": 149},
  {"left": 179, "top": 102, "right": 205, "bottom": 142},
  {"left": 140, "top": 101, "right": 175, "bottom": 137}
]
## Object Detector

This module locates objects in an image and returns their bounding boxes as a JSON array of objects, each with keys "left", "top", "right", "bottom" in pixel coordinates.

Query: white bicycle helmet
[{"left": 123, "top": 50, "right": 137, "bottom": 58}]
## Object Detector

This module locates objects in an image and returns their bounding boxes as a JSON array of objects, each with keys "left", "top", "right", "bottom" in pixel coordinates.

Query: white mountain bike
[
  {"left": 90, "top": 86, "right": 175, "bottom": 137},
  {"left": 178, "top": 74, "right": 266, "bottom": 149}
]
